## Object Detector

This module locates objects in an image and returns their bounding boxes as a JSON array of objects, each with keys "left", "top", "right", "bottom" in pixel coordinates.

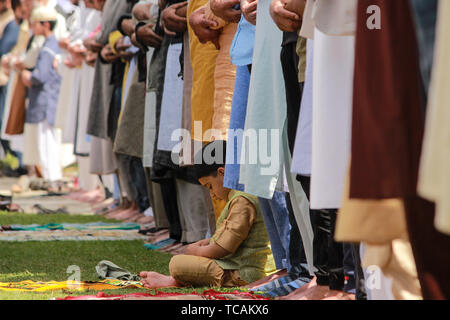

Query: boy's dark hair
[
  {"left": 41, "top": 20, "right": 57, "bottom": 31},
  {"left": 11, "top": 0, "right": 21, "bottom": 11},
  {"left": 192, "top": 140, "right": 227, "bottom": 180}
]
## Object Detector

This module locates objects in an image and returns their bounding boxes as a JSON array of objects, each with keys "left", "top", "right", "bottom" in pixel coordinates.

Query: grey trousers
[
  {"left": 175, "top": 179, "right": 216, "bottom": 243},
  {"left": 144, "top": 167, "right": 169, "bottom": 229}
]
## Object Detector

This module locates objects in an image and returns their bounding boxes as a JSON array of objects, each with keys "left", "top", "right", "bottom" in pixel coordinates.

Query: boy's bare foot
[{"left": 139, "top": 271, "right": 178, "bottom": 288}]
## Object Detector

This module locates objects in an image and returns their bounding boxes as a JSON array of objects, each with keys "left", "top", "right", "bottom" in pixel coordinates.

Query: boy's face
[
  {"left": 31, "top": 20, "right": 45, "bottom": 35},
  {"left": 198, "top": 167, "right": 230, "bottom": 201},
  {"left": 13, "top": 4, "right": 25, "bottom": 22}
]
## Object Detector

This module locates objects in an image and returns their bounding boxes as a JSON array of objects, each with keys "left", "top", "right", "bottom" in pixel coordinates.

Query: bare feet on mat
[
  {"left": 64, "top": 189, "right": 85, "bottom": 200},
  {"left": 123, "top": 213, "right": 144, "bottom": 223},
  {"left": 79, "top": 188, "right": 105, "bottom": 203},
  {"left": 139, "top": 271, "right": 178, "bottom": 288},
  {"left": 136, "top": 215, "right": 154, "bottom": 225},
  {"left": 147, "top": 233, "right": 170, "bottom": 244},
  {"left": 245, "top": 269, "right": 288, "bottom": 289},
  {"left": 297, "top": 284, "right": 330, "bottom": 300},
  {"left": 107, "top": 201, "right": 135, "bottom": 219},
  {"left": 321, "top": 291, "right": 356, "bottom": 300},
  {"left": 169, "top": 244, "right": 188, "bottom": 255},
  {"left": 104, "top": 204, "right": 130, "bottom": 218},
  {"left": 276, "top": 277, "right": 318, "bottom": 300},
  {"left": 114, "top": 209, "right": 140, "bottom": 221}
]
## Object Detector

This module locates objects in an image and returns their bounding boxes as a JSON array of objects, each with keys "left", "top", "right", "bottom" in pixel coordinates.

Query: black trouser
[
  {"left": 285, "top": 193, "right": 312, "bottom": 279},
  {"left": 280, "top": 41, "right": 303, "bottom": 154},
  {"left": 158, "top": 178, "right": 182, "bottom": 242},
  {"left": 107, "top": 86, "right": 122, "bottom": 142},
  {"left": 343, "top": 243, "right": 367, "bottom": 300},
  {"left": 298, "top": 175, "right": 345, "bottom": 290}
]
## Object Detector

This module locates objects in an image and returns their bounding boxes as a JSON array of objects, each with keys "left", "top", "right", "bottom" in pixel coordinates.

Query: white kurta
[
  {"left": 23, "top": 120, "right": 62, "bottom": 182},
  {"left": 75, "top": 63, "right": 96, "bottom": 155},
  {"left": 292, "top": 39, "right": 314, "bottom": 177},
  {"left": 157, "top": 42, "right": 183, "bottom": 152},
  {"left": 309, "top": 28, "right": 355, "bottom": 209}
]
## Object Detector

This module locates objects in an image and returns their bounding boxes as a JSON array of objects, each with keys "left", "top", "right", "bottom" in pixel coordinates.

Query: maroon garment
[
  {"left": 350, "top": 0, "right": 450, "bottom": 299},
  {"left": 349, "top": 0, "right": 424, "bottom": 199},
  {"left": 404, "top": 197, "right": 450, "bottom": 300}
]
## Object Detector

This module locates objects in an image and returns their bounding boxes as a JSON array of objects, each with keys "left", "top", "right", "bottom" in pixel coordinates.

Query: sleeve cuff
[{"left": 108, "top": 30, "right": 123, "bottom": 56}]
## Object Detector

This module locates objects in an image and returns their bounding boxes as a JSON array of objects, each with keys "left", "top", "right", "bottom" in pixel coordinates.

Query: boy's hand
[
  {"left": 185, "top": 242, "right": 200, "bottom": 256},
  {"left": 210, "top": 0, "right": 242, "bottom": 23},
  {"left": 21, "top": 70, "right": 31, "bottom": 87},
  {"left": 58, "top": 37, "right": 70, "bottom": 50},
  {"left": 13, "top": 59, "right": 25, "bottom": 72},
  {"left": 53, "top": 57, "right": 59, "bottom": 70},
  {"left": 1, "top": 55, "right": 10, "bottom": 73}
]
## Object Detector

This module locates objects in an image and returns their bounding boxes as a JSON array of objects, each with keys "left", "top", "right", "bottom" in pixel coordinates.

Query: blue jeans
[
  {"left": 258, "top": 191, "right": 292, "bottom": 271},
  {"left": 224, "top": 65, "right": 251, "bottom": 191}
]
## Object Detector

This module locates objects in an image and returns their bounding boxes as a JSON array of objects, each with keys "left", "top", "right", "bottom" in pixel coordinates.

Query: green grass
[
  {"left": 0, "top": 240, "right": 173, "bottom": 300},
  {"left": 0, "top": 212, "right": 115, "bottom": 225},
  {"left": 0, "top": 212, "right": 251, "bottom": 300}
]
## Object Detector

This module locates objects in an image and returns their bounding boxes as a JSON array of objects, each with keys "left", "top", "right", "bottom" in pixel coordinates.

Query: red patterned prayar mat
[{"left": 57, "top": 289, "right": 270, "bottom": 300}]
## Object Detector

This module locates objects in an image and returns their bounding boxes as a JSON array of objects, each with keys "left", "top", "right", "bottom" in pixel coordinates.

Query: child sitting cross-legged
[{"left": 139, "top": 140, "right": 275, "bottom": 288}]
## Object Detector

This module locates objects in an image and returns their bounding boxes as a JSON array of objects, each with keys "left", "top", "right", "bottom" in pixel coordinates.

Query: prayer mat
[
  {"left": 0, "top": 229, "right": 148, "bottom": 241},
  {"left": 2, "top": 222, "right": 141, "bottom": 231},
  {"left": 0, "top": 279, "right": 145, "bottom": 292},
  {"left": 56, "top": 289, "right": 270, "bottom": 300},
  {"left": 144, "top": 238, "right": 176, "bottom": 250}
]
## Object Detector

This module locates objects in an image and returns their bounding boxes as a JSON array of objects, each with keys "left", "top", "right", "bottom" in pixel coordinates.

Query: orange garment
[
  {"left": 210, "top": 22, "right": 237, "bottom": 141},
  {"left": 187, "top": 0, "right": 218, "bottom": 141},
  {"left": 188, "top": 0, "right": 237, "bottom": 142}
]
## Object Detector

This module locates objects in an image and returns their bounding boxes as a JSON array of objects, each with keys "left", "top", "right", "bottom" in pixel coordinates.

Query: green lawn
[
  {"left": 0, "top": 212, "right": 114, "bottom": 225},
  {"left": 0, "top": 212, "right": 248, "bottom": 300}
]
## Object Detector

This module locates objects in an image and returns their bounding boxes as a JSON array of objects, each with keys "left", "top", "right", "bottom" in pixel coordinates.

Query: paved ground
[{"left": 0, "top": 177, "right": 94, "bottom": 215}]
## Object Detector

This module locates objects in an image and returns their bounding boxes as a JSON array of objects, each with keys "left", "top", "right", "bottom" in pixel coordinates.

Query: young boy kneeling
[{"left": 140, "top": 140, "right": 274, "bottom": 288}]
